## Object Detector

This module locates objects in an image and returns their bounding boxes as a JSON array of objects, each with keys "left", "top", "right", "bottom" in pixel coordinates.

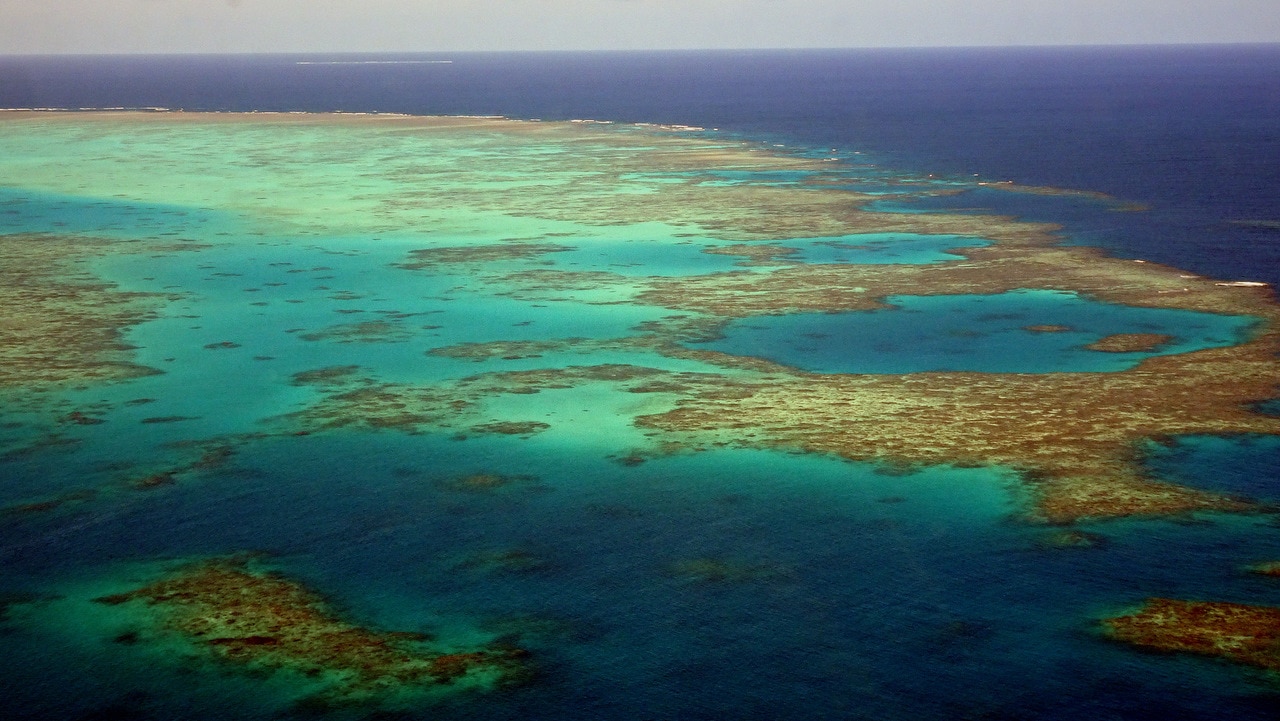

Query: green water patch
[{"left": 696, "top": 289, "right": 1258, "bottom": 374}]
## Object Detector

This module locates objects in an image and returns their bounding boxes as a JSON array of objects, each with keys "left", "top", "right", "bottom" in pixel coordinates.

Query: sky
[{"left": 3, "top": 0, "right": 1280, "bottom": 55}]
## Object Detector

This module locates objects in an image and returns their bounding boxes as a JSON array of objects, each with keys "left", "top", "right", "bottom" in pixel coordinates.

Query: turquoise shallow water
[
  {"left": 0, "top": 186, "right": 245, "bottom": 240},
  {"left": 1, "top": 115, "right": 1279, "bottom": 721},
  {"left": 701, "top": 289, "right": 1258, "bottom": 374}
]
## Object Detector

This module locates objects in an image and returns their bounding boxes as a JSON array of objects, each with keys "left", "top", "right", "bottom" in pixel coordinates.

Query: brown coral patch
[
  {"left": 630, "top": 245, "right": 1279, "bottom": 318},
  {"left": 1248, "top": 562, "right": 1280, "bottom": 578},
  {"left": 428, "top": 338, "right": 597, "bottom": 362},
  {"left": 1025, "top": 324, "right": 1073, "bottom": 333},
  {"left": 1085, "top": 333, "right": 1175, "bottom": 353},
  {"left": 1103, "top": 598, "right": 1280, "bottom": 671},
  {"left": 298, "top": 320, "right": 413, "bottom": 344},
  {"left": 1, "top": 489, "right": 96, "bottom": 517},
  {"left": 1036, "top": 529, "right": 1108, "bottom": 549},
  {"left": 92, "top": 557, "right": 528, "bottom": 702},
  {"left": 130, "top": 472, "right": 176, "bottom": 490},
  {"left": 290, "top": 381, "right": 457, "bottom": 432},
  {"left": 396, "top": 243, "right": 573, "bottom": 270},
  {"left": 469, "top": 421, "right": 551, "bottom": 436},
  {"left": 701, "top": 244, "right": 800, "bottom": 266},
  {"left": 287, "top": 334, "right": 1280, "bottom": 525},
  {"left": 121, "top": 441, "right": 237, "bottom": 492},
  {"left": 633, "top": 335, "right": 1280, "bottom": 523},
  {"left": 0, "top": 233, "right": 164, "bottom": 390},
  {"left": 291, "top": 365, "right": 363, "bottom": 387},
  {"left": 0, "top": 434, "right": 83, "bottom": 462},
  {"left": 60, "top": 410, "right": 106, "bottom": 425}
]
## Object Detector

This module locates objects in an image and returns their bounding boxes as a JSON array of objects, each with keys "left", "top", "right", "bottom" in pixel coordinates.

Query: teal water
[
  {"left": 778, "top": 232, "right": 988, "bottom": 265},
  {"left": 540, "top": 226, "right": 744, "bottom": 276},
  {"left": 700, "top": 289, "right": 1258, "bottom": 374},
  {"left": 0, "top": 186, "right": 245, "bottom": 239}
]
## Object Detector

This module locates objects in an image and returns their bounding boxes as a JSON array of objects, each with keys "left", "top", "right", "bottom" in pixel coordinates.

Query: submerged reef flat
[
  {"left": 298, "top": 319, "right": 414, "bottom": 344},
  {"left": 288, "top": 328, "right": 1280, "bottom": 523},
  {"left": 93, "top": 557, "right": 528, "bottom": 705},
  {"left": 1085, "top": 333, "right": 1175, "bottom": 353},
  {"left": 396, "top": 243, "right": 575, "bottom": 270},
  {"left": 633, "top": 339, "right": 1280, "bottom": 523},
  {"left": 1103, "top": 599, "right": 1280, "bottom": 672},
  {"left": 0, "top": 232, "right": 164, "bottom": 392},
  {"left": 289, "top": 344, "right": 1280, "bottom": 523},
  {"left": 628, "top": 244, "right": 1280, "bottom": 318},
  {"left": 1250, "top": 562, "right": 1280, "bottom": 578},
  {"left": 4, "top": 112, "right": 1278, "bottom": 524}
]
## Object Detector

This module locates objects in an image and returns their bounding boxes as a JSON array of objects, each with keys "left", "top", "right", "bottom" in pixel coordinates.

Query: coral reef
[
  {"left": 8, "top": 111, "right": 1279, "bottom": 532},
  {"left": 701, "top": 243, "right": 801, "bottom": 266},
  {"left": 1085, "top": 334, "right": 1175, "bottom": 353},
  {"left": 1248, "top": 562, "right": 1280, "bottom": 577},
  {"left": 289, "top": 335, "right": 1280, "bottom": 524},
  {"left": 93, "top": 557, "right": 529, "bottom": 703},
  {"left": 626, "top": 245, "right": 1278, "bottom": 318},
  {"left": 298, "top": 320, "right": 414, "bottom": 344},
  {"left": 633, "top": 339, "right": 1280, "bottom": 523},
  {"left": 1103, "top": 598, "right": 1280, "bottom": 671},
  {"left": 0, "top": 233, "right": 164, "bottom": 391},
  {"left": 1036, "top": 529, "right": 1108, "bottom": 549},
  {"left": 1025, "top": 324, "right": 1073, "bottom": 333},
  {"left": 1, "top": 489, "right": 96, "bottom": 517},
  {"left": 469, "top": 420, "right": 551, "bottom": 436},
  {"left": 396, "top": 243, "right": 573, "bottom": 270}
]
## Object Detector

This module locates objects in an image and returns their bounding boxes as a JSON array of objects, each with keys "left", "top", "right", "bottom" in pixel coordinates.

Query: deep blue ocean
[
  {"left": 4, "top": 45, "right": 1280, "bottom": 285},
  {"left": 3, "top": 47, "right": 1280, "bottom": 720}
]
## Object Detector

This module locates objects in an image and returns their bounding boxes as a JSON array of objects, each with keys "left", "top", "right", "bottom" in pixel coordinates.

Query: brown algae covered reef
[
  {"left": 3, "top": 110, "right": 1280, "bottom": 711},
  {"left": 90, "top": 556, "right": 530, "bottom": 708}
]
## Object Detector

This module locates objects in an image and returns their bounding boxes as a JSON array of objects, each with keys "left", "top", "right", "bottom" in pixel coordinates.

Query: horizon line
[{"left": 4, "top": 41, "right": 1280, "bottom": 59}]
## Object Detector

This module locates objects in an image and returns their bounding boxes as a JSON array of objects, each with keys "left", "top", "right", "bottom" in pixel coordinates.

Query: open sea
[{"left": 2, "top": 46, "right": 1280, "bottom": 720}]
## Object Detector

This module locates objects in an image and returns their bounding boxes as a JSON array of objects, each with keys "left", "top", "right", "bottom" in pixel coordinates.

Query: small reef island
[{"left": 2, "top": 110, "right": 1280, "bottom": 715}]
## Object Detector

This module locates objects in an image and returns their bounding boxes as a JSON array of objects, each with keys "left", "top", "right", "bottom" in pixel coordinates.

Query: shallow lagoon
[
  {"left": 779, "top": 232, "right": 988, "bottom": 265},
  {"left": 702, "top": 289, "right": 1259, "bottom": 374}
]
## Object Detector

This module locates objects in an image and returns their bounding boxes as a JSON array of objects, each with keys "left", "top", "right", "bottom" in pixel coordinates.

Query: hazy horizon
[
  {"left": 4, "top": 1, "right": 1280, "bottom": 55},
  {"left": 6, "top": 41, "right": 1280, "bottom": 58}
]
